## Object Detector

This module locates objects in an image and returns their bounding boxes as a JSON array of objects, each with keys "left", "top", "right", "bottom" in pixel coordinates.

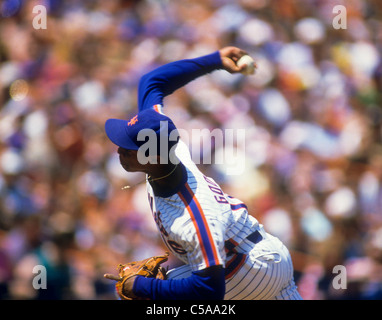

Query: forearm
[
  {"left": 133, "top": 265, "right": 225, "bottom": 300},
  {"left": 138, "top": 51, "right": 223, "bottom": 111}
]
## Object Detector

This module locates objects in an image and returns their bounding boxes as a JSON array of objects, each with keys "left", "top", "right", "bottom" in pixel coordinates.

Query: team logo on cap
[{"left": 127, "top": 115, "right": 138, "bottom": 126}]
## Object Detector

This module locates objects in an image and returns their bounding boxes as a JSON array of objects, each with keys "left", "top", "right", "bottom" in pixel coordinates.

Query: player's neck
[{"left": 148, "top": 162, "right": 184, "bottom": 191}]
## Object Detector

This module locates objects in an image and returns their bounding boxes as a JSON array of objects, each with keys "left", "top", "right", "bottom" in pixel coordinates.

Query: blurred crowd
[{"left": 1, "top": 0, "right": 382, "bottom": 300}]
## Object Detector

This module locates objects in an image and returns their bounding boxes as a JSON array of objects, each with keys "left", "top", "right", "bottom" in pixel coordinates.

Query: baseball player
[{"left": 104, "top": 46, "right": 302, "bottom": 300}]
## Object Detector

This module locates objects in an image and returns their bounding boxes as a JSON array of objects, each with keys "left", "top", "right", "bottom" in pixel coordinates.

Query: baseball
[{"left": 237, "top": 55, "right": 256, "bottom": 75}]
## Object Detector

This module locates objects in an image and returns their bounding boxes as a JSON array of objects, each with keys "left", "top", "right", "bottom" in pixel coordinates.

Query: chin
[
  {"left": 121, "top": 164, "right": 131, "bottom": 172},
  {"left": 123, "top": 165, "right": 141, "bottom": 173}
]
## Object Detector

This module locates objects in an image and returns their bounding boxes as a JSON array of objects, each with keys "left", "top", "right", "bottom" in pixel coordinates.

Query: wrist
[
  {"left": 119, "top": 275, "right": 141, "bottom": 300},
  {"left": 191, "top": 51, "right": 223, "bottom": 73},
  {"left": 207, "top": 51, "right": 224, "bottom": 70}
]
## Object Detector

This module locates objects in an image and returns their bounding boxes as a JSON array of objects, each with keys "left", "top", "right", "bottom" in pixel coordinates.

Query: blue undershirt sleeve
[
  {"left": 133, "top": 265, "right": 225, "bottom": 300},
  {"left": 137, "top": 51, "right": 223, "bottom": 111}
]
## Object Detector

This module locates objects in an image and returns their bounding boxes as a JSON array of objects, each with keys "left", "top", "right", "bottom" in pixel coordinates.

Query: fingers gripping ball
[
  {"left": 104, "top": 252, "right": 169, "bottom": 300},
  {"left": 237, "top": 55, "right": 256, "bottom": 75}
]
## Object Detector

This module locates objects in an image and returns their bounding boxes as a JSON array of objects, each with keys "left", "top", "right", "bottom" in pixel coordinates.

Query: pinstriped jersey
[{"left": 146, "top": 136, "right": 260, "bottom": 272}]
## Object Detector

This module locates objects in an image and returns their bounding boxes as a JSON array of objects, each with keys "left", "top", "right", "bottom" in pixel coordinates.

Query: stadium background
[{"left": 1, "top": 0, "right": 382, "bottom": 299}]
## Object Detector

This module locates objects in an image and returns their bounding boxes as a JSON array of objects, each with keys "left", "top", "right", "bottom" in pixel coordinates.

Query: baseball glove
[{"left": 104, "top": 252, "right": 169, "bottom": 300}]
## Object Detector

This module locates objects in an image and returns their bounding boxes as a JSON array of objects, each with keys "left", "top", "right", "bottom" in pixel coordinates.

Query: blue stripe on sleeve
[{"left": 230, "top": 203, "right": 248, "bottom": 211}]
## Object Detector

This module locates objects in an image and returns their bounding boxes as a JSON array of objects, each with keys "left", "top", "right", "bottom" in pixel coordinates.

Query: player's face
[{"left": 117, "top": 147, "right": 143, "bottom": 172}]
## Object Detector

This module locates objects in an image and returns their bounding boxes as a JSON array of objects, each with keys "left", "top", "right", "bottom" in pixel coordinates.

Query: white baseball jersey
[
  {"left": 147, "top": 138, "right": 258, "bottom": 270},
  {"left": 146, "top": 111, "right": 302, "bottom": 300}
]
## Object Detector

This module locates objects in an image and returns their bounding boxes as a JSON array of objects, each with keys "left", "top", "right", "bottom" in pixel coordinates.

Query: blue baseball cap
[{"left": 105, "top": 109, "right": 179, "bottom": 154}]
